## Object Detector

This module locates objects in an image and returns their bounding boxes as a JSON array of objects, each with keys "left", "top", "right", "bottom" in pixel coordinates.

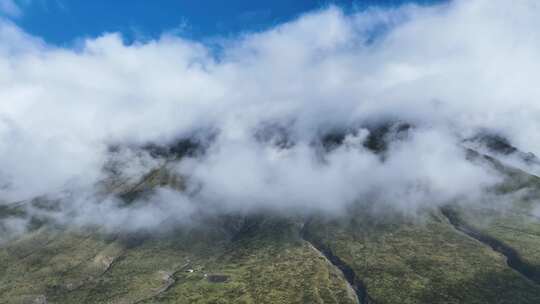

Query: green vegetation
[
  {"left": 305, "top": 208, "right": 540, "bottom": 304},
  {"left": 0, "top": 217, "right": 357, "bottom": 304},
  {"left": 3, "top": 154, "right": 540, "bottom": 303}
]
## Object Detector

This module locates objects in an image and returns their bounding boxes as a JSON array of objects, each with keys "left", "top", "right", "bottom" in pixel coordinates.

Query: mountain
[{"left": 1, "top": 135, "right": 540, "bottom": 304}]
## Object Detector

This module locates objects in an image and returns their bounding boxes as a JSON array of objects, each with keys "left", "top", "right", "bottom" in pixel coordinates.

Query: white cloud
[{"left": 0, "top": 0, "right": 538, "bottom": 230}]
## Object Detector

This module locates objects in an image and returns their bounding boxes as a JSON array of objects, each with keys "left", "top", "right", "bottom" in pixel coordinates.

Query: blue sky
[{"left": 2, "top": 0, "right": 443, "bottom": 45}]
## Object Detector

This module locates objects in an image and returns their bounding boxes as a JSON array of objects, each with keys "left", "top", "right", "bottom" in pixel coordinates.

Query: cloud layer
[{"left": 1, "top": 0, "right": 539, "bottom": 231}]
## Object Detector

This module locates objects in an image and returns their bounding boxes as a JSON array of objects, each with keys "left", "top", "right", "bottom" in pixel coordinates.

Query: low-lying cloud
[{"left": 1, "top": 0, "right": 539, "bottom": 233}]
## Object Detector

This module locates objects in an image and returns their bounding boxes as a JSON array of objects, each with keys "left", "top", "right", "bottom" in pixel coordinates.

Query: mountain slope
[{"left": 2, "top": 150, "right": 540, "bottom": 303}]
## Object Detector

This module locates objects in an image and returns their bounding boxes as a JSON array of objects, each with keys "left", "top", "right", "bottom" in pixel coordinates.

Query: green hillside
[{"left": 2, "top": 154, "right": 540, "bottom": 304}]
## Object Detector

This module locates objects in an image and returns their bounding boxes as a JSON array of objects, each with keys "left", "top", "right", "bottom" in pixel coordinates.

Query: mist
[{"left": 1, "top": 0, "right": 539, "bottom": 233}]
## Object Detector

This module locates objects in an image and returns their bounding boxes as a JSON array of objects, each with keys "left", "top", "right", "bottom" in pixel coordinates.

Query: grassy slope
[
  {"left": 0, "top": 218, "right": 357, "bottom": 304},
  {"left": 455, "top": 201, "right": 540, "bottom": 278},
  {"left": 455, "top": 163, "right": 540, "bottom": 274},
  {"left": 304, "top": 208, "right": 540, "bottom": 304},
  {"left": 3, "top": 207, "right": 540, "bottom": 303},
  {"left": 3, "top": 161, "right": 540, "bottom": 303}
]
